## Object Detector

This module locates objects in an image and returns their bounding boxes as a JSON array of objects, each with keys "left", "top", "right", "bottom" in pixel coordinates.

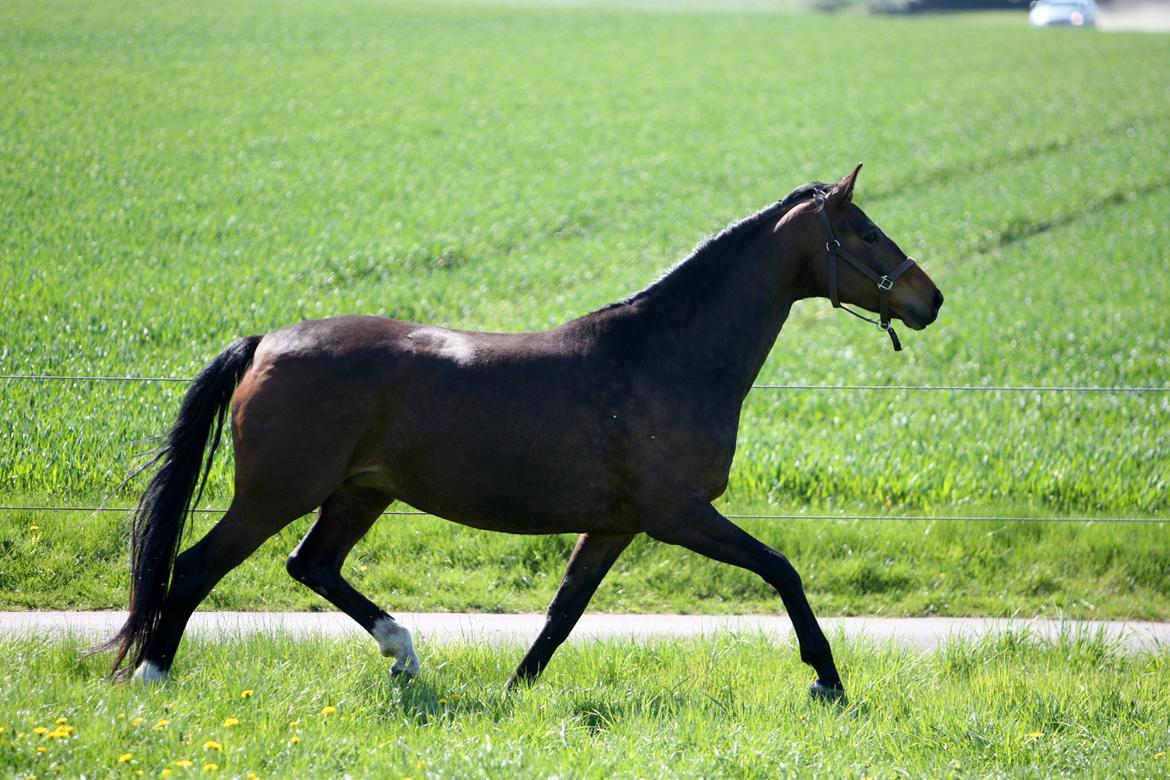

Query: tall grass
[{"left": 1, "top": 633, "right": 1167, "bottom": 778}]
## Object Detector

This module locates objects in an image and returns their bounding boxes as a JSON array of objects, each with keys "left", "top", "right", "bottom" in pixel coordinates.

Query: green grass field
[
  {"left": 2, "top": 0, "right": 1169, "bottom": 618},
  {"left": 2, "top": 633, "right": 1169, "bottom": 778}
]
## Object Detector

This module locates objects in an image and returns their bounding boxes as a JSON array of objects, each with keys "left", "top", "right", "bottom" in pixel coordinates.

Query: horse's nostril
[{"left": 932, "top": 290, "right": 944, "bottom": 311}]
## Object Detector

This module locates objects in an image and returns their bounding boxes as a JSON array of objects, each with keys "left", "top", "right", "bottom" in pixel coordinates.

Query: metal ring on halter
[
  {"left": 878, "top": 276, "right": 893, "bottom": 291},
  {"left": 826, "top": 239, "right": 841, "bottom": 252}
]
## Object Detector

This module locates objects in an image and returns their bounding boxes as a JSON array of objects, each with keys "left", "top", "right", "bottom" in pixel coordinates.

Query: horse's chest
[{"left": 620, "top": 398, "right": 742, "bottom": 496}]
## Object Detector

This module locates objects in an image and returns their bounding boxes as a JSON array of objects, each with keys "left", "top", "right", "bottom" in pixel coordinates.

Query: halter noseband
[{"left": 814, "top": 192, "right": 916, "bottom": 352}]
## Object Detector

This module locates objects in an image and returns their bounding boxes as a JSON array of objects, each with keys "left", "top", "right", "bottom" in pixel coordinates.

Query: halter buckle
[
  {"left": 825, "top": 239, "right": 841, "bottom": 253},
  {"left": 877, "top": 275, "right": 894, "bottom": 291}
]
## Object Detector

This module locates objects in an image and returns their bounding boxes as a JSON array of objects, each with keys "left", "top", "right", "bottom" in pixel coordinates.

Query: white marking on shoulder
[
  {"left": 132, "top": 660, "right": 168, "bottom": 685},
  {"left": 408, "top": 327, "right": 476, "bottom": 366},
  {"left": 372, "top": 616, "right": 421, "bottom": 677}
]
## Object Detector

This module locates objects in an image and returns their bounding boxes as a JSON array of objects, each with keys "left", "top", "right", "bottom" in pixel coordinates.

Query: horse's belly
[{"left": 360, "top": 438, "right": 627, "bottom": 534}]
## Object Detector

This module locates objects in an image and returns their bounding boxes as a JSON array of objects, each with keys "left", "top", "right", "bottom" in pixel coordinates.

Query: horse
[{"left": 102, "top": 164, "right": 943, "bottom": 701}]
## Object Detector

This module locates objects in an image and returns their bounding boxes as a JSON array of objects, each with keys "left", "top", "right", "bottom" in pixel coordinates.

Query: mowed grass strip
[
  {"left": 4, "top": 506, "right": 1168, "bottom": 618},
  {"left": 1, "top": 633, "right": 1167, "bottom": 778}
]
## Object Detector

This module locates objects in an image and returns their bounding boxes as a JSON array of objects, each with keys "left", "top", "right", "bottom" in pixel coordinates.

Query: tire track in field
[
  {"left": 865, "top": 110, "right": 1170, "bottom": 207},
  {"left": 961, "top": 174, "right": 1170, "bottom": 260}
]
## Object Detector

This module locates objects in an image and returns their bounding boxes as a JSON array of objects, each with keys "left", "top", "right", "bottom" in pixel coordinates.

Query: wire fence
[
  {"left": 3, "top": 373, "right": 1170, "bottom": 393},
  {"left": 2, "top": 505, "right": 1166, "bottom": 525},
  {"left": 2, "top": 373, "right": 1167, "bottom": 524}
]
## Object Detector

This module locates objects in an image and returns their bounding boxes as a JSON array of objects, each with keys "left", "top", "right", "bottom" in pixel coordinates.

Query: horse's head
[{"left": 795, "top": 164, "right": 943, "bottom": 346}]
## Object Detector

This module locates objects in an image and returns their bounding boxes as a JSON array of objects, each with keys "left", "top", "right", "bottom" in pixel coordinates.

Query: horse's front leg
[
  {"left": 505, "top": 532, "right": 635, "bottom": 689},
  {"left": 645, "top": 502, "right": 844, "bottom": 700}
]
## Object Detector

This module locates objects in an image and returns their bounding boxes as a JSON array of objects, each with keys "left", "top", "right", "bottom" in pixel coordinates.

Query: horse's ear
[{"left": 830, "top": 163, "right": 863, "bottom": 204}]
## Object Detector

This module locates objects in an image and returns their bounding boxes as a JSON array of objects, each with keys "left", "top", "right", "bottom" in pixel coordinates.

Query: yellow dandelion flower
[
  {"left": 240, "top": 690, "right": 254, "bottom": 699},
  {"left": 1155, "top": 751, "right": 1166, "bottom": 759},
  {"left": 55, "top": 717, "right": 68, "bottom": 725},
  {"left": 203, "top": 740, "right": 222, "bottom": 751},
  {"left": 37, "top": 746, "right": 47, "bottom": 754},
  {"left": 135, "top": 772, "right": 145, "bottom": 777},
  {"left": 289, "top": 735, "right": 301, "bottom": 746},
  {"left": 118, "top": 753, "right": 134, "bottom": 763},
  {"left": 245, "top": 773, "right": 259, "bottom": 780},
  {"left": 415, "top": 760, "right": 426, "bottom": 768},
  {"left": 174, "top": 759, "right": 194, "bottom": 768},
  {"left": 288, "top": 720, "right": 299, "bottom": 729},
  {"left": 131, "top": 717, "right": 145, "bottom": 727},
  {"left": 0, "top": 726, "right": 6, "bottom": 734},
  {"left": 29, "top": 524, "right": 40, "bottom": 531},
  {"left": 1027, "top": 731, "right": 1045, "bottom": 740},
  {"left": 320, "top": 706, "right": 336, "bottom": 715},
  {"left": 450, "top": 694, "right": 462, "bottom": 702},
  {"left": 202, "top": 763, "right": 218, "bottom": 773},
  {"left": 222, "top": 718, "right": 239, "bottom": 728},
  {"left": 32, "top": 726, "right": 49, "bottom": 736},
  {"left": 437, "top": 698, "right": 448, "bottom": 705},
  {"left": 162, "top": 770, "right": 173, "bottom": 779},
  {"left": 155, "top": 719, "right": 170, "bottom": 731},
  {"left": 117, "top": 712, "right": 127, "bottom": 720}
]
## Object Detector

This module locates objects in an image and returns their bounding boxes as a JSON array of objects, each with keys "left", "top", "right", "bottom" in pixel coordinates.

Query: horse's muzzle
[{"left": 903, "top": 289, "right": 944, "bottom": 330}]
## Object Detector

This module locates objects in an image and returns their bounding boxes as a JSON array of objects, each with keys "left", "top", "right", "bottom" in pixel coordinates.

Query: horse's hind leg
[
  {"left": 645, "top": 503, "right": 844, "bottom": 701},
  {"left": 505, "top": 532, "right": 634, "bottom": 689},
  {"left": 134, "top": 498, "right": 303, "bottom": 682},
  {"left": 285, "top": 484, "right": 419, "bottom": 676}
]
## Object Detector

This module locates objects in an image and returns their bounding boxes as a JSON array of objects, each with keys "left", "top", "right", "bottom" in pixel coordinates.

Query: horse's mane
[{"left": 603, "top": 182, "right": 828, "bottom": 312}]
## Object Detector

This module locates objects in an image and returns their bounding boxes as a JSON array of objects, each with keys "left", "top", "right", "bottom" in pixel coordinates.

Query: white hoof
[
  {"left": 132, "top": 661, "right": 168, "bottom": 685},
  {"left": 372, "top": 617, "right": 420, "bottom": 677}
]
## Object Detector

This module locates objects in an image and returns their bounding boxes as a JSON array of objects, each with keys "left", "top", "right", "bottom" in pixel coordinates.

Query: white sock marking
[
  {"left": 372, "top": 616, "right": 420, "bottom": 676},
  {"left": 132, "top": 660, "right": 168, "bottom": 684}
]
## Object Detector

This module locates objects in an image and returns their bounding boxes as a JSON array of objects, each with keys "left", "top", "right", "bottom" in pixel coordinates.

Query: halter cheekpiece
[{"left": 814, "top": 191, "right": 916, "bottom": 352}]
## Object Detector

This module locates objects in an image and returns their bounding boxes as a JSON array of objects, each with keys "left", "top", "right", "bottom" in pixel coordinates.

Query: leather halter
[{"left": 814, "top": 192, "right": 917, "bottom": 352}]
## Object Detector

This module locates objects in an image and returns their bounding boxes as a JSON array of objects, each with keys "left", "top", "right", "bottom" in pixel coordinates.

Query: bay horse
[{"left": 103, "top": 165, "right": 942, "bottom": 700}]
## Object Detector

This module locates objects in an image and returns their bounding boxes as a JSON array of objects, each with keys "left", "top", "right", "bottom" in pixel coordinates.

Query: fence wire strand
[
  {"left": 3, "top": 374, "right": 1166, "bottom": 526},
  {"left": 3, "top": 374, "right": 1169, "bottom": 393},
  {"left": 1, "top": 505, "right": 1166, "bottom": 524}
]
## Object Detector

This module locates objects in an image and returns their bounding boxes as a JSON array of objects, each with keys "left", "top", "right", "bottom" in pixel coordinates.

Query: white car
[{"left": 1029, "top": 0, "right": 1099, "bottom": 27}]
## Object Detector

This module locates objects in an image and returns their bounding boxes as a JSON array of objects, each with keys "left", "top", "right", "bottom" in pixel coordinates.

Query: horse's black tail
[{"left": 99, "top": 335, "right": 262, "bottom": 676}]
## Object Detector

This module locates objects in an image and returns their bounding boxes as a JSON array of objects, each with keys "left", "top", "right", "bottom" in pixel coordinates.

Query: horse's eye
[{"left": 863, "top": 231, "right": 879, "bottom": 244}]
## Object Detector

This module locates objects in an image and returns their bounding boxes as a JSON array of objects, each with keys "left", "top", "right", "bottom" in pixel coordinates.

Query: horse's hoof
[
  {"left": 809, "top": 679, "right": 845, "bottom": 703},
  {"left": 132, "top": 661, "right": 168, "bottom": 685}
]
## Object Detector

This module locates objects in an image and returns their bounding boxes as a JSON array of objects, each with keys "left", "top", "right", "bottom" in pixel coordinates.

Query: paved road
[
  {"left": 3, "top": 612, "right": 1167, "bottom": 651},
  {"left": 1098, "top": 1, "right": 1170, "bottom": 33}
]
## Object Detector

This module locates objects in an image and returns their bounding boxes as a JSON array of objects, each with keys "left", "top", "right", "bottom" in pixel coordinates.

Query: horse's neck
[{"left": 636, "top": 220, "right": 803, "bottom": 397}]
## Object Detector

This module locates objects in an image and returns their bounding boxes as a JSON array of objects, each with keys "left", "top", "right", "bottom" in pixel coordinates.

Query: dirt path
[{"left": 3, "top": 611, "right": 1167, "bottom": 651}]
